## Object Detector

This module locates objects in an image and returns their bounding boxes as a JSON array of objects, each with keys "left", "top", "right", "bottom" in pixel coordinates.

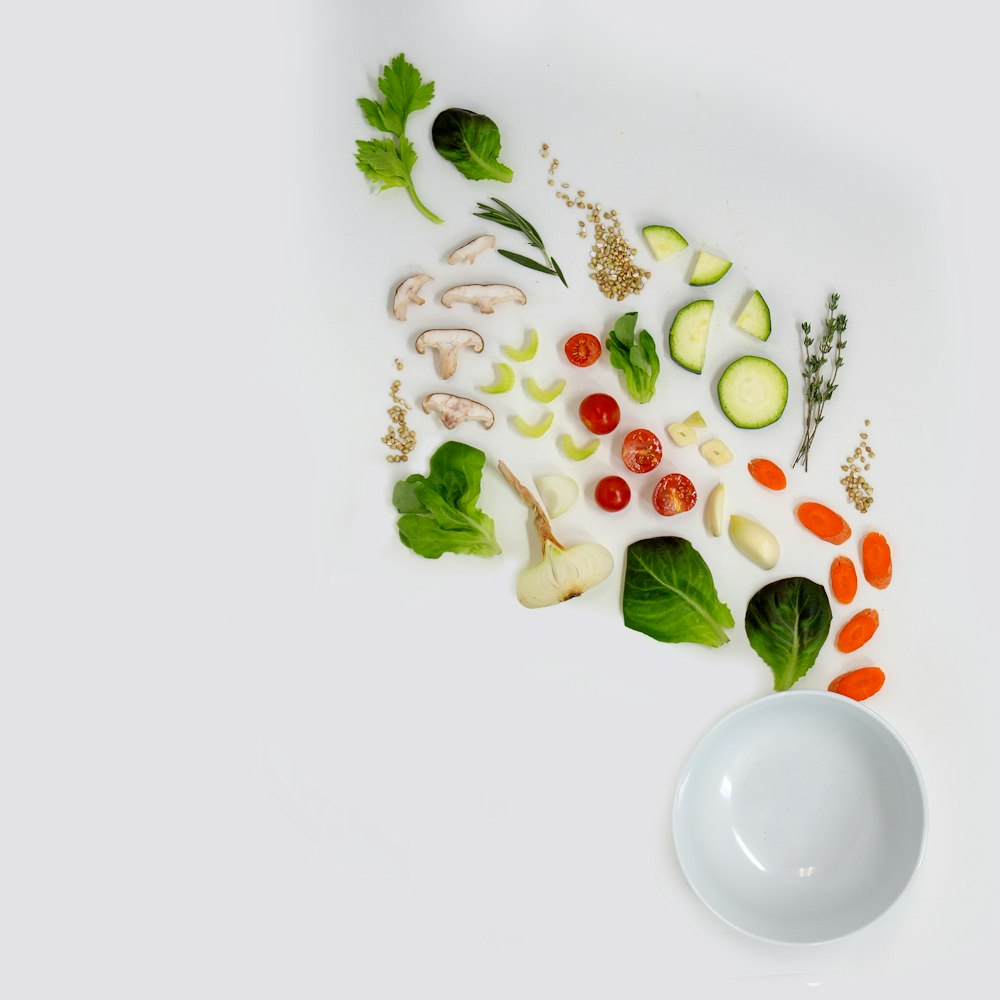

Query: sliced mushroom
[
  {"left": 414, "top": 328, "right": 484, "bottom": 380},
  {"left": 392, "top": 274, "right": 433, "bottom": 321},
  {"left": 447, "top": 234, "right": 496, "bottom": 266},
  {"left": 422, "top": 393, "right": 495, "bottom": 430},
  {"left": 440, "top": 283, "right": 526, "bottom": 315}
]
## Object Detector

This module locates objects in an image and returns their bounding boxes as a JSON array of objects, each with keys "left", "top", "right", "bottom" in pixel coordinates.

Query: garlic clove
[
  {"left": 516, "top": 542, "right": 614, "bottom": 609},
  {"left": 534, "top": 474, "right": 579, "bottom": 519},
  {"left": 705, "top": 482, "right": 725, "bottom": 537},
  {"left": 667, "top": 421, "right": 698, "bottom": 447},
  {"left": 700, "top": 438, "right": 733, "bottom": 466},
  {"left": 729, "top": 514, "right": 780, "bottom": 569}
]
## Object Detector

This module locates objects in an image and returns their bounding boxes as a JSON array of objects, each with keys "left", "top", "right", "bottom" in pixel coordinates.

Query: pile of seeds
[
  {"left": 381, "top": 359, "right": 416, "bottom": 463},
  {"left": 839, "top": 420, "right": 876, "bottom": 512},
  {"left": 540, "top": 143, "right": 651, "bottom": 301}
]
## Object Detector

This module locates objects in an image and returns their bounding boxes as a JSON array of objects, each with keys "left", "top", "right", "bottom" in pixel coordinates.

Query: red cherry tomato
[
  {"left": 564, "top": 332, "right": 602, "bottom": 367},
  {"left": 579, "top": 393, "right": 621, "bottom": 435},
  {"left": 652, "top": 473, "right": 697, "bottom": 516},
  {"left": 621, "top": 429, "right": 663, "bottom": 473},
  {"left": 595, "top": 475, "right": 631, "bottom": 511}
]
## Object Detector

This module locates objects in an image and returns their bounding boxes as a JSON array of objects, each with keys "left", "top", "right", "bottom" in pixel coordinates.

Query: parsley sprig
[
  {"left": 792, "top": 292, "right": 848, "bottom": 471},
  {"left": 473, "top": 199, "right": 567, "bottom": 286},
  {"left": 355, "top": 54, "right": 442, "bottom": 224}
]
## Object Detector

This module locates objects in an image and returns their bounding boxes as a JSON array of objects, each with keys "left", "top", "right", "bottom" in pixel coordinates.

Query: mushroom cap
[
  {"left": 392, "top": 273, "right": 434, "bottom": 320},
  {"left": 447, "top": 234, "right": 496, "bottom": 265},
  {"left": 413, "top": 328, "right": 484, "bottom": 354},
  {"left": 422, "top": 393, "right": 495, "bottom": 429},
  {"left": 440, "top": 283, "right": 527, "bottom": 313}
]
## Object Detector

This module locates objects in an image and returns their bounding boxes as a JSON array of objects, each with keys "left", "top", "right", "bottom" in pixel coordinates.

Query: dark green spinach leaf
[{"left": 432, "top": 108, "right": 513, "bottom": 183}]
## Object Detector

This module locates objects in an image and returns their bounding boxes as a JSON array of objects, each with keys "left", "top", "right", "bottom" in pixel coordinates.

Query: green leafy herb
[
  {"left": 792, "top": 292, "right": 848, "bottom": 470},
  {"left": 622, "top": 537, "right": 734, "bottom": 648},
  {"left": 473, "top": 198, "right": 567, "bottom": 286},
  {"left": 745, "top": 577, "right": 832, "bottom": 691},
  {"left": 355, "top": 54, "right": 442, "bottom": 224},
  {"left": 606, "top": 312, "right": 660, "bottom": 403},
  {"left": 392, "top": 441, "right": 501, "bottom": 559},
  {"left": 432, "top": 108, "right": 513, "bottom": 183}
]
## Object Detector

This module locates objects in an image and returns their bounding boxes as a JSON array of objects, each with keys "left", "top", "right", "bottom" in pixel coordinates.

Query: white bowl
[{"left": 673, "top": 691, "right": 927, "bottom": 944}]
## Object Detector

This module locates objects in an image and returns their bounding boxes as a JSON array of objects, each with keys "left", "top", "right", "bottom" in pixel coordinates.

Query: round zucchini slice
[{"left": 717, "top": 355, "right": 788, "bottom": 428}]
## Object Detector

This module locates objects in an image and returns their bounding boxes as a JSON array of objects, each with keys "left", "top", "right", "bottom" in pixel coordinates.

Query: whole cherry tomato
[
  {"left": 595, "top": 475, "right": 631, "bottom": 511},
  {"left": 652, "top": 473, "right": 697, "bottom": 515},
  {"left": 579, "top": 393, "right": 621, "bottom": 435},
  {"left": 564, "top": 332, "right": 602, "bottom": 367},
  {"left": 621, "top": 429, "right": 663, "bottom": 473}
]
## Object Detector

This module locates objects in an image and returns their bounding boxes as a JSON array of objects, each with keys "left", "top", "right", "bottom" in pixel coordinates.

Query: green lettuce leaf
[
  {"left": 431, "top": 108, "right": 513, "bottom": 183},
  {"left": 622, "top": 537, "right": 734, "bottom": 647},
  {"left": 391, "top": 441, "right": 501, "bottom": 559},
  {"left": 606, "top": 312, "right": 660, "bottom": 403},
  {"left": 745, "top": 577, "right": 832, "bottom": 690}
]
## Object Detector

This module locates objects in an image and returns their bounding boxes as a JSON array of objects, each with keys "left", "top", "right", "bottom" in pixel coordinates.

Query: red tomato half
[
  {"left": 564, "top": 332, "right": 602, "bottom": 367},
  {"left": 595, "top": 475, "right": 631, "bottom": 512},
  {"left": 579, "top": 393, "right": 621, "bottom": 435},
  {"left": 652, "top": 473, "right": 697, "bottom": 516},
  {"left": 621, "top": 429, "right": 663, "bottom": 473}
]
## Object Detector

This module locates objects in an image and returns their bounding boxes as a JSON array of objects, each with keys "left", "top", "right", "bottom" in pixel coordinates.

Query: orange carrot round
[
  {"left": 747, "top": 458, "right": 787, "bottom": 491},
  {"left": 829, "top": 666, "right": 885, "bottom": 701},
  {"left": 830, "top": 555, "right": 858, "bottom": 604},
  {"left": 836, "top": 608, "right": 879, "bottom": 653},
  {"left": 796, "top": 501, "right": 852, "bottom": 544},
  {"left": 862, "top": 531, "right": 892, "bottom": 590}
]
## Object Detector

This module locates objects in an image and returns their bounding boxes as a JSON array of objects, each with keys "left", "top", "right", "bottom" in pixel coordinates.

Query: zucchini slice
[
  {"left": 689, "top": 250, "right": 732, "bottom": 286},
  {"left": 642, "top": 225, "right": 688, "bottom": 261},
  {"left": 717, "top": 355, "right": 788, "bottom": 428},
  {"left": 668, "top": 299, "right": 714, "bottom": 374},
  {"left": 736, "top": 290, "right": 771, "bottom": 341}
]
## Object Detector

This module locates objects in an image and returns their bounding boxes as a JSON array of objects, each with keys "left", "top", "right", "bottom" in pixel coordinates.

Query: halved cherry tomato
[
  {"left": 564, "top": 332, "right": 602, "bottom": 367},
  {"left": 652, "top": 473, "right": 697, "bottom": 516},
  {"left": 595, "top": 475, "right": 631, "bottom": 511},
  {"left": 579, "top": 393, "right": 621, "bottom": 435},
  {"left": 621, "top": 429, "right": 662, "bottom": 473}
]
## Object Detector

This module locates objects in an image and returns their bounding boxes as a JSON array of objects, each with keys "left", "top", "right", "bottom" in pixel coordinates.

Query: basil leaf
[
  {"left": 623, "top": 537, "right": 734, "bottom": 647},
  {"left": 606, "top": 311, "right": 659, "bottom": 403},
  {"left": 745, "top": 577, "right": 832, "bottom": 690},
  {"left": 392, "top": 441, "right": 501, "bottom": 559},
  {"left": 431, "top": 108, "right": 513, "bottom": 183}
]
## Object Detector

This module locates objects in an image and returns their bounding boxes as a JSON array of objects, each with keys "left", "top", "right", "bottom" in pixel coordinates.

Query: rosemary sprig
[
  {"left": 473, "top": 198, "right": 568, "bottom": 287},
  {"left": 792, "top": 292, "right": 848, "bottom": 471}
]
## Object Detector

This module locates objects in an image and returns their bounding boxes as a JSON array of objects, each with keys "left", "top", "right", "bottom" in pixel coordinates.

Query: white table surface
[{"left": 3, "top": 1, "right": 999, "bottom": 996}]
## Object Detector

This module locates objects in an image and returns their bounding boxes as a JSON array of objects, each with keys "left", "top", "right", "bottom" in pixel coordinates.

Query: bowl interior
[{"left": 673, "top": 691, "right": 926, "bottom": 944}]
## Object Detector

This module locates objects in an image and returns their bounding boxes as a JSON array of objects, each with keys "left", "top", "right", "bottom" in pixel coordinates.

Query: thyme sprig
[
  {"left": 473, "top": 198, "right": 568, "bottom": 287},
  {"left": 792, "top": 292, "right": 848, "bottom": 471}
]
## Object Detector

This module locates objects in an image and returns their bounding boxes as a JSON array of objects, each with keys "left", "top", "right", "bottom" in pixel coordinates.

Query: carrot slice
[
  {"left": 828, "top": 666, "right": 885, "bottom": 701},
  {"left": 747, "top": 458, "right": 787, "bottom": 491},
  {"left": 836, "top": 608, "right": 879, "bottom": 652},
  {"left": 796, "top": 502, "right": 852, "bottom": 544},
  {"left": 862, "top": 531, "right": 892, "bottom": 590},
  {"left": 830, "top": 556, "right": 858, "bottom": 604}
]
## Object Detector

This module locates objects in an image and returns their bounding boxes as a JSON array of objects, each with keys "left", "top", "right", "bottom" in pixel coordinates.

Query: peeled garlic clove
[
  {"left": 516, "top": 542, "right": 614, "bottom": 609},
  {"left": 534, "top": 474, "right": 579, "bottom": 519},
  {"left": 729, "top": 514, "right": 780, "bottom": 569},
  {"left": 705, "top": 482, "right": 725, "bottom": 537},
  {"left": 684, "top": 410, "right": 707, "bottom": 429},
  {"left": 700, "top": 438, "right": 733, "bottom": 466},
  {"left": 667, "top": 422, "right": 698, "bottom": 447}
]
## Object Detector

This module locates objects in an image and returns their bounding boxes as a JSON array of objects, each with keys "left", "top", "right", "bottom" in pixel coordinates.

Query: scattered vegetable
[
  {"left": 689, "top": 250, "right": 732, "bottom": 286},
  {"left": 422, "top": 393, "right": 495, "bottom": 430},
  {"left": 836, "top": 608, "right": 880, "bottom": 653},
  {"left": 622, "top": 536, "right": 734, "bottom": 647},
  {"left": 441, "top": 283, "right": 526, "bottom": 314},
  {"left": 667, "top": 412, "right": 705, "bottom": 447},
  {"left": 579, "top": 393, "right": 621, "bottom": 436},
  {"left": 652, "top": 473, "right": 697, "bottom": 516},
  {"left": 559, "top": 434, "right": 600, "bottom": 461},
  {"left": 736, "top": 290, "right": 771, "bottom": 341},
  {"left": 414, "top": 328, "right": 484, "bottom": 379},
  {"left": 473, "top": 198, "right": 566, "bottom": 286},
  {"left": 840, "top": 420, "right": 876, "bottom": 513},
  {"left": 642, "top": 225, "right": 688, "bottom": 260},
  {"left": 595, "top": 475, "right": 631, "bottom": 512},
  {"left": 621, "top": 429, "right": 663, "bottom": 474},
  {"left": 393, "top": 274, "right": 433, "bottom": 321},
  {"left": 447, "top": 234, "right": 495, "bottom": 265},
  {"left": 717, "top": 355, "right": 788, "bottom": 428},
  {"left": 861, "top": 531, "right": 892, "bottom": 589},
  {"left": 747, "top": 458, "right": 787, "bottom": 491},
  {"left": 432, "top": 108, "right": 513, "bottom": 183},
  {"left": 382, "top": 365, "right": 416, "bottom": 463},
  {"left": 828, "top": 666, "right": 886, "bottom": 701},
  {"left": 745, "top": 577, "right": 832, "bottom": 691},
  {"left": 564, "top": 332, "right": 601, "bottom": 367},
  {"left": 534, "top": 474, "right": 578, "bottom": 518},
  {"left": 792, "top": 292, "right": 848, "bottom": 470},
  {"left": 699, "top": 438, "right": 733, "bottom": 466},
  {"left": 606, "top": 312, "right": 660, "bottom": 403},
  {"left": 668, "top": 299, "right": 714, "bottom": 374},
  {"left": 728, "top": 515, "right": 780, "bottom": 569},
  {"left": 525, "top": 377, "right": 566, "bottom": 403},
  {"left": 705, "top": 483, "right": 725, "bottom": 537},
  {"left": 392, "top": 441, "right": 501, "bottom": 558},
  {"left": 830, "top": 555, "right": 858, "bottom": 604},
  {"left": 355, "top": 54, "right": 442, "bottom": 224},
  {"left": 498, "top": 460, "right": 613, "bottom": 608},
  {"left": 513, "top": 412, "right": 554, "bottom": 438},
  {"left": 796, "top": 501, "right": 852, "bottom": 544},
  {"left": 503, "top": 328, "right": 539, "bottom": 362},
  {"left": 479, "top": 362, "right": 516, "bottom": 394}
]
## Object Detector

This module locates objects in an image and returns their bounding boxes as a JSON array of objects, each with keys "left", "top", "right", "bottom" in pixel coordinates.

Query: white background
[{"left": 2, "top": 0, "right": 999, "bottom": 996}]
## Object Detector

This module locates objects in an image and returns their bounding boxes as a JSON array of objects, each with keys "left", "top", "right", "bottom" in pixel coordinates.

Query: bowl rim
[{"left": 671, "top": 689, "right": 929, "bottom": 946}]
